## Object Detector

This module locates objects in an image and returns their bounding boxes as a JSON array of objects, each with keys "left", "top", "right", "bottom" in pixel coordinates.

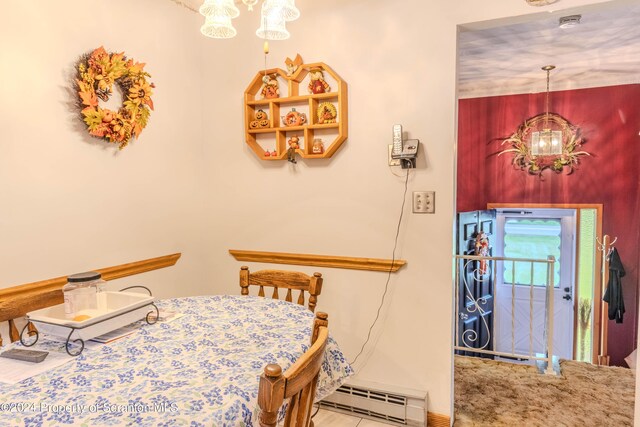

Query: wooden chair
[
  {"left": 258, "top": 312, "right": 329, "bottom": 427},
  {"left": 240, "top": 266, "right": 323, "bottom": 312}
]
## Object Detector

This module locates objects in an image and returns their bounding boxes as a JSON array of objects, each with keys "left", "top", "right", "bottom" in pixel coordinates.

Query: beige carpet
[{"left": 454, "top": 355, "right": 635, "bottom": 426}]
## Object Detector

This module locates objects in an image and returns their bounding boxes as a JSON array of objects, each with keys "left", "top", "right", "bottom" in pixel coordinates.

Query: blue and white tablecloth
[{"left": 0, "top": 295, "right": 353, "bottom": 426}]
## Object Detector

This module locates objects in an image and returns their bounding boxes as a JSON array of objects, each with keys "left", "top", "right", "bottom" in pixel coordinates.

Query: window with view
[{"left": 503, "top": 218, "right": 561, "bottom": 287}]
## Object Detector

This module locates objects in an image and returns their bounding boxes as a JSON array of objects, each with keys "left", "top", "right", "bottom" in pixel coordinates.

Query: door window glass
[{"left": 503, "top": 218, "right": 561, "bottom": 287}]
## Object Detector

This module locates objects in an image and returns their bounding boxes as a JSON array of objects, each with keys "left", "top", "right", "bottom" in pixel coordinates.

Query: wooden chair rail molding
[
  {"left": 0, "top": 253, "right": 182, "bottom": 323},
  {"left": 229, "top": 250, "right": 407, "bottom": 272},
  {"left": 427, "top": 412, "right": 451, "bottom": 427}
]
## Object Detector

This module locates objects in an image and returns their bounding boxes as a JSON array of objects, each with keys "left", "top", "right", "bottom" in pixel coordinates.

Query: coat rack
[{"left": 595, "top": 234, "right": 617, "bottom": 366}]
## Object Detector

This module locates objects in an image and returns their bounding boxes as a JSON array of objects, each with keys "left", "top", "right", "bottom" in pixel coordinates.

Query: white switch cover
[{"left": 413, "top": 191, "right": 435, "bottom": 213}]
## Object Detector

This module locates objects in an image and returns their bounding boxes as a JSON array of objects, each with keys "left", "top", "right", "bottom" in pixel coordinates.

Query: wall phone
[{"left": 391, "top": 124, "right": 419, "bottom": 169}]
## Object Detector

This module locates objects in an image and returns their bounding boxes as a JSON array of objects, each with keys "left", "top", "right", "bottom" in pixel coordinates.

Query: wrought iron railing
[{"left": 454, "top": 254, "right": 556, "bottom": 375}]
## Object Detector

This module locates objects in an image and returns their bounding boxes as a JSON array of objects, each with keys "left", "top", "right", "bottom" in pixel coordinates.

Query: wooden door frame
[{"left": 487, "top": 203, "right": 604, "bottom": 364}]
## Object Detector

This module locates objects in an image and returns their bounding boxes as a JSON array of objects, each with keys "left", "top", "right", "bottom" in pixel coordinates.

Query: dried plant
[{"left": 579, "top": 298, "right": 592, "bottom": 330}]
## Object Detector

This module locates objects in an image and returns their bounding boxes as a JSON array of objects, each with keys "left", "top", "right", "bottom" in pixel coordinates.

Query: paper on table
[
  {"left": 90, "top": 325, "right": 140, "bottom": 343},
  {"left": 0, "top": 350, "right": 74, "bottom": 385}
]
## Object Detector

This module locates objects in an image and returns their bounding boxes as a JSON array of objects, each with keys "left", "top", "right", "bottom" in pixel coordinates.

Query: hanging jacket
[{"left": 603, "top": 247, "right": 626, "bottom": 323}]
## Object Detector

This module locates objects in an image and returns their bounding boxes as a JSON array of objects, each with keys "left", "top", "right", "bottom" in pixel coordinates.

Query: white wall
[
  {"left": 0, "top": 1, "right": 209, "bottom": 298},
  {"left": 1, "top": 0, "right": 615, "bottom": 419},
  {"left": 198, "top": 0, "right": 614, "bottom": 417}
]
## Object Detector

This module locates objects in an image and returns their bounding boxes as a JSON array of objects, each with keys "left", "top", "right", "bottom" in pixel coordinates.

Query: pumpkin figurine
[
  {"left": 271, "top": 150, "right": 277, "bottom": 157},
  {"left": 254, "top": 109, "right": 270, "bottom": 128},
  {"left": 308, "top": 67, "right": 330, "bottom": 94},
  {"left": 281, "top": 108, "right": 307, "bottom": 127},
  {"left": 261, "top": 74, "right": 279, "bottom": 99},
  {"left": 264, "top": 149, "right": 271, "bottom": 157}
]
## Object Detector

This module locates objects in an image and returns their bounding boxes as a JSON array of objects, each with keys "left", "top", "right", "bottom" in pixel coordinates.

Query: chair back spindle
[{"left": 239, "top": 267, "right": 323, "bottom": 312}]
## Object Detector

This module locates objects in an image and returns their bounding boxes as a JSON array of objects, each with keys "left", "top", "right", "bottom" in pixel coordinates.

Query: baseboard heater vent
[{"left": 320, "top": 382, "right": 427, "bottom": 426}]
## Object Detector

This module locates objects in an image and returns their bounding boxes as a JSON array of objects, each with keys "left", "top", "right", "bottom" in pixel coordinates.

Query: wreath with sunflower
[{"left": 75, "top": 46, "right": 154, "bottom": 149}]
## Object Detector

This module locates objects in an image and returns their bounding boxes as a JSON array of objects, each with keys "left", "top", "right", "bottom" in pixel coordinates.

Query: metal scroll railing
[{"left": 454, "top": 254, "right": 557, "bottom": 375}]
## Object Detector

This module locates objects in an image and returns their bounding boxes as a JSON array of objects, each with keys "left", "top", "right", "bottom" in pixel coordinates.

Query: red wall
[{"left": 457, "top": 84, "right": 640, "bottom": 366}]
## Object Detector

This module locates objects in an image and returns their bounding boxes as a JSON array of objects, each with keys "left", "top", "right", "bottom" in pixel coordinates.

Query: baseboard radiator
[{"left": 320, "top": 381, "right": 428, "bottom": 426}]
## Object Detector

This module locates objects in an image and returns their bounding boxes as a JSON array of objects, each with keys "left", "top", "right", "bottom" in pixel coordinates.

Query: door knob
[
  {"left": 564, "top": 287, "right": 571, "bottom": 292},
  {"left": 563, "top": 294, "right": 572, "bottom": 301}
]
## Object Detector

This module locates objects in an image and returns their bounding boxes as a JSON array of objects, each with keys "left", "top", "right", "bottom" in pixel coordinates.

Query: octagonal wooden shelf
[{"left": 244, "top": 61, "right": 348, "bottom": 160}]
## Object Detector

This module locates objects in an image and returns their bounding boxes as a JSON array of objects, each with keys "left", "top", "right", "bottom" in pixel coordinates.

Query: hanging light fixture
[
  {"left": 198, "top": 0, "right": 299, "bottom": 40},
  {"left": 199, "top": 0, "right": 239, "bottom": 39},
  {"left": 530, "top": 65, "right": 563, "bottom": 156},
  {"left": 241, "top": 0, "right": 260, "bottom": 11},
  {"left": 199, "top": 0, "right": 239, "bottom": 17},
  {"left": 262, "top": 0, "right": 300, "bottom": 22},
  {"left": 256, "top": 2, "right": 290, "bottom": 41}
]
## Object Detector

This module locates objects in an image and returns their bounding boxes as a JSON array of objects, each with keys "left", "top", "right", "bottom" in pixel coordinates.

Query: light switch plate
[{"left": 413, "top": 191, "right": 435, "bottom": 213}]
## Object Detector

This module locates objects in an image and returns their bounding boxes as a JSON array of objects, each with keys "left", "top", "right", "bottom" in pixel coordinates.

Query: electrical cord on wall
[{"left": 349, "top": 167, "right": 410, "bottom": 367}]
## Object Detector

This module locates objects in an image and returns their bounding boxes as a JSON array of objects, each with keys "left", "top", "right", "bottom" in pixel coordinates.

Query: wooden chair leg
[{"left": 8, "top": 319, "right": 19, "bottom": 343}]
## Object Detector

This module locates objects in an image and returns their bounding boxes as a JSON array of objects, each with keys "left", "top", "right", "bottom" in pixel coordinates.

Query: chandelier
[
  {"left": 199, "top": 0, "right": 300, "bottom": 40},
  {"left": 530, "top": 65, "right": 562, "bottom": 156}
]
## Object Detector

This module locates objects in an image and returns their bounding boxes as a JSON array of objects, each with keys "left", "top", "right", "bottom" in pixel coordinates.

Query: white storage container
[{"left": 28, "top": 291, "right": 155, "bottom": 342}]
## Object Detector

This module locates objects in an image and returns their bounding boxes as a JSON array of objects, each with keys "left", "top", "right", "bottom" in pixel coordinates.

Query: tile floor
[{"left": 312, "top": 409, "right": 396, "bottom": 426}]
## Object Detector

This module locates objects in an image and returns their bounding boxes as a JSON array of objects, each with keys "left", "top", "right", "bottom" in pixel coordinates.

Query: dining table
[{"left": 0, "top": 294, "right": 353, "bottom": 426}]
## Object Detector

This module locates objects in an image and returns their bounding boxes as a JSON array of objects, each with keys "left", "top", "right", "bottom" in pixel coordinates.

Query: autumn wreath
[{"left": 75, "top": 46, "right": 154, "bottom": 149}]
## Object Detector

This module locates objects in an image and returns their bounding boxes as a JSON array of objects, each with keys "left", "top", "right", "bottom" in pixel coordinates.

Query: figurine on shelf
[
  {"left": 308, "top": 67, "right": 331, "bottom": 94},
  {"left": 271, "top": 150, "right": 277, "bottom": 157},
  {"left": 312, "top": 138, "right": 324, "bottom": 154},
  {"left": 285, "top": 54, "right": 303, "bottom": 77},
  {"left": 264, "top": 150, "right": 271, "bottom": 157},
  {"left": 281, "top": 108, "right": 307, "bottom": 127},
  {"left": 287, "top": 135, "right": 300, "bottom": 164},
  {"left": 250, "top": 109, "right": 270, "bottom": 129},
  {"left": 261, "top": 74, "right": 279, "bottom": 99},
  {"left": 317, "top": 102, "right": 337, "bottom": 124}
]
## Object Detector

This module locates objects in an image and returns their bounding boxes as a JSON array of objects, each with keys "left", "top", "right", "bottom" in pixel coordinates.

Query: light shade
[
  {"left": 262, "top": 0, "right": 300, "bottom": 21},
  {"left": 201, "top": 15, "right": 237, "bottom": 39},
  {"left": 256, "top": 9, "right": 290, "bottom": 40},
  {"left": 199, "top": 0, "right": 240, "bottom": 18},
  {"left": 531, "top": 129, "right": 563, "bottom": 156}
]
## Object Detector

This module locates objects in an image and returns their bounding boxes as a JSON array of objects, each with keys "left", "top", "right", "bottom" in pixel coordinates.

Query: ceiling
[
  {"left": 457, "top": 1, "right": 640, "bottom": 98},
  {"left": 175, "top": 0, "right": 640, "bottom": 98}
]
